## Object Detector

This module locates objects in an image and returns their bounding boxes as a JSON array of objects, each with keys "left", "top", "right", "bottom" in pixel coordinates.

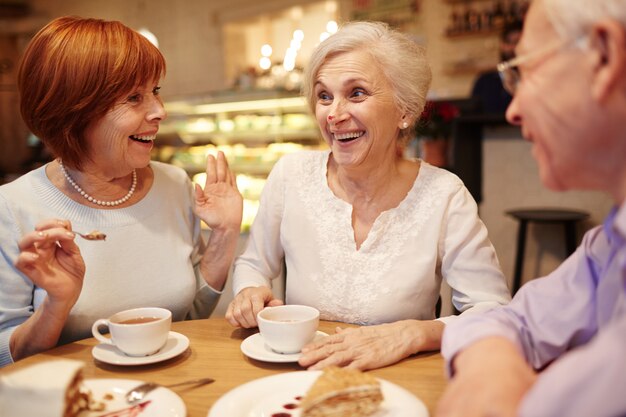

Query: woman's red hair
[{"left": 17, "top": 16, "right": 166, "bottom": 170}]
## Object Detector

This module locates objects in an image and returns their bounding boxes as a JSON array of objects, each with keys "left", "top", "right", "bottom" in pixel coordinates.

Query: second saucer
[{"left": 241, "top": 331, "right": 328, "bottom": 363}]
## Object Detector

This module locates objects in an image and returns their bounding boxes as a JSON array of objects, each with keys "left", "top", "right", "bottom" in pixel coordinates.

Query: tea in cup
[
  {"left": 91, "top": 307, "right": 171, "bottom": 356},
  {"left": 257, "top": 305, "right": 319, "bottom": 354}
]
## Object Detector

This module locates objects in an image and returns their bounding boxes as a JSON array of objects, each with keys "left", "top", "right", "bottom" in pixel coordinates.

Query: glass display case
[{"left": 154, "top": 89, "right": 324, "bottom": 230}]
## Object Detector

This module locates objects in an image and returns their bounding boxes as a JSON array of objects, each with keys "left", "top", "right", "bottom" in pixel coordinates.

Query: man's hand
[{"left": 436, "top": 337, "right": 537, "bottom": 417}]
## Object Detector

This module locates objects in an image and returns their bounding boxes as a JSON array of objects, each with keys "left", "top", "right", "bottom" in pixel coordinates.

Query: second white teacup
[
  {"left": 91, "top": 307, "right": 171, "bottom": 357},
  {"left": 257, "top": 304, "right": 319, "bottom": 354}
]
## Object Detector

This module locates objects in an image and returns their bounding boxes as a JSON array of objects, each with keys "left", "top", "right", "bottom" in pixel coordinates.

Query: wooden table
[{"left": 0, "top": 319, "right": 447, "bottom": 416}]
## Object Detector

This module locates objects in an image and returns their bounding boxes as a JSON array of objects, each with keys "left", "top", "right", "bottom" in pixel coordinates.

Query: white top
[
  {"left": 233, "top": 151, "right": 510, "bottom": 325},
  {"left": 0, "top": 162, "right": 219, "bottom": 367}
]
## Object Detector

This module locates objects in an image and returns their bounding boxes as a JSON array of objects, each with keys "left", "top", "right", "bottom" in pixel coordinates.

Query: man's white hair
[{"left": 545, "top": 0, "right": 626, "bottom": 40}]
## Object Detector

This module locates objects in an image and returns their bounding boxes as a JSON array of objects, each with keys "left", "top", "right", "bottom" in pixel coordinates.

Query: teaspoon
[{"left": 75, "top": 230, "right": 107, "bottom": 241}]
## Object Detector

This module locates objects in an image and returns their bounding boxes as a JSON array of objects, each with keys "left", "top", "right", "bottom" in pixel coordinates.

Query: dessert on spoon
[{"left": 75, "top": 230, "right": 107, "bottom": 241}]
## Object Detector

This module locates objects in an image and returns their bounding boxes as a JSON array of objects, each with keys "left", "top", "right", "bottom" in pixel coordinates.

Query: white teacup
[
  {"left": 91, "top": 307, "right": 172, "bottom": 357},
  {"left": 257, "top": 305, "right": 319, "bottom": 354}
]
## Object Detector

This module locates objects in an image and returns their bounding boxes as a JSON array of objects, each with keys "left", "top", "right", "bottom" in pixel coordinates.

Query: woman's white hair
[
  {"left": 544, "top": 0, "right": 626, "bottom": 40},
  {"left": 302, "top": 21, "right": 432, "bottom": 144}
]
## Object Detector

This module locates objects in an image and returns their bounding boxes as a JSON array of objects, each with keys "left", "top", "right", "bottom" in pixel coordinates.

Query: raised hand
[{"left": 193, "top": 151, "right": 243, "bottom": 233}]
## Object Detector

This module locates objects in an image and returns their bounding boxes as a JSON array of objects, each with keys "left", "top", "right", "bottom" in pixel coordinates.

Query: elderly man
[{"left": 436, "top": 0, "right": 626, "bottom": 417}]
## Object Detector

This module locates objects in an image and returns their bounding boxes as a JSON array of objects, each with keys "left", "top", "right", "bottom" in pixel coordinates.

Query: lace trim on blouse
[{"left": 294, "top": 151, "right": 454, "bottom": 324}]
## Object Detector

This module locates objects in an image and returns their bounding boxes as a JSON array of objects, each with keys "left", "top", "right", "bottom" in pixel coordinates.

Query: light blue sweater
[{"left": 0, "top": 161, "right": 220, "bottom": 367}]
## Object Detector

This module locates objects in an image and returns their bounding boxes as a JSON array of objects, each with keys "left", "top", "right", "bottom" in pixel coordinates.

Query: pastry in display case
[{"left": 153, "top": 90, "right": 325, "bottom": 231}]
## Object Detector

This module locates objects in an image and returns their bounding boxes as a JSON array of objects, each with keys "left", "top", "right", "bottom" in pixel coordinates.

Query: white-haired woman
[{"left": 226, "top": 21, "right": 510, "bottom": 371}]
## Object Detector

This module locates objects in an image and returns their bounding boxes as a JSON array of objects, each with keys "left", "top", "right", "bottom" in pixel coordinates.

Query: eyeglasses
[{"left": 497, "top": 37, "right": 585, "bottom": 95}]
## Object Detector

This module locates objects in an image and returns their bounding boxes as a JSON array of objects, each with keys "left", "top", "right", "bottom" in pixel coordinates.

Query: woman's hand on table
[
  {"left": 435, "top": 337, "right": 537, "bottom": 417},
  {"left": 193, "top": 151, "right": 243, "bottom": 233},
  {"left": 299, "top": 319, "right": 445, "bottom": 371},
  {"left": 226, "top": 286, "right": 284, "bottom": 328},
  {"left": 15, "top": 219, "right": 86, "bottom": 308}
]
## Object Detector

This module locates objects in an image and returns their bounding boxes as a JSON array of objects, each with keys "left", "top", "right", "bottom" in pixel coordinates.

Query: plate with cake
[
  {"left": 0, "top": 359, "right": 186, "bottom": 417},
  {"left": 82, "top": 378, "right": 186, "bottom": 417},
  {"left": 207, "top": 367, "right": 428, "bottom": 417}
]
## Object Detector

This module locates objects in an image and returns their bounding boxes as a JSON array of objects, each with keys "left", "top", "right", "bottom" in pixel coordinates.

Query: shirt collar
[{"left": 604, "top": 204, "right": 626, "bottom": 245}]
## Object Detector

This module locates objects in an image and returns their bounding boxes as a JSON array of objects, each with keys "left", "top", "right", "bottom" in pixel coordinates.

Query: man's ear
[{"left": 590, "top": 19, "right": 626, "bottom": 102}]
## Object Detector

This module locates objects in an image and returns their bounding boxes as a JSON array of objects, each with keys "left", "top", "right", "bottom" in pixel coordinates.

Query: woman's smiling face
[
  {"left": 84, "top": 81, "right": 166, "bottom": 176},
  {"left": 314, "top": 49, "right": 405, "bottom": 168}
]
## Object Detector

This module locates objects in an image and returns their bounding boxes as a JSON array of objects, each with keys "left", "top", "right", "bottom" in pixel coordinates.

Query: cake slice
[
  {"left": 300, "top": 367, "right": 384, "bottom": 417},
  {"left": 0, "top": 359, "right": 103, "bottom": 417}
]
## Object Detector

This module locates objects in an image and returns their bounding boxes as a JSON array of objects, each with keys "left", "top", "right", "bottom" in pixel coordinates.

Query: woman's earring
[{"left": 401, "top": 121, "right": 409, "bottom": 129}]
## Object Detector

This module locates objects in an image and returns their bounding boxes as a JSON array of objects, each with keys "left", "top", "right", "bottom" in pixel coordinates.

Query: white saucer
[
  {"left": 92, "top": 331, "right": 189, "bottom": 366},
  {"left": 240, "top": 331, "right": 328, "bottom": 363}
]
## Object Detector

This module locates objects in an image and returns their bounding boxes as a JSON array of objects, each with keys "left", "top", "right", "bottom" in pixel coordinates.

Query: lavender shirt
[{"left": 442, "top": 204, "right": 626, "bottom": 417}]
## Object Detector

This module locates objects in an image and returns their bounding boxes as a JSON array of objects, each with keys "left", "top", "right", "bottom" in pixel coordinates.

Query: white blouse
[{"left": 233, "top": 150, "right": 510, "bottom": 325}]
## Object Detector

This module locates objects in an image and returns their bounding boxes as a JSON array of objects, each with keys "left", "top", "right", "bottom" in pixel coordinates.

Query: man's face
[{"left": 504, "top": 0, "right": 603, "bottom": 192}]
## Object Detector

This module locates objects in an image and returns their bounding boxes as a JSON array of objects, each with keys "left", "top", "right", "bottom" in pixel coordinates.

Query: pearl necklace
[{"left": 58, "top": 160, "right": 137, "bottom": 206}]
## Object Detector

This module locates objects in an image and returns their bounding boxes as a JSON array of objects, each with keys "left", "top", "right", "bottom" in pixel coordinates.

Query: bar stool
[{"left": 506, "top": 208, "right": 589, "bottom": 294}]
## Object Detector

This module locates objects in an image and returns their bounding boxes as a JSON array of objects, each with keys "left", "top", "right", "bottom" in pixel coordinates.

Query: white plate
[
  {"left": 82, "top": 378, "right": 186, "bottom": 417},
  {"left": 240, "top": 331, "right": 328, "bottom": 363},
  {"left": 207, "top": 370, "right": 429, "bottom": 417},
  {"left": 92, "top": 331, "right": 189, "bottom": 366}
]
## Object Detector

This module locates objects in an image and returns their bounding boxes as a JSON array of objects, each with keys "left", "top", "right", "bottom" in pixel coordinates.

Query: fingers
[
  {"left": 225, "top": 302, "right": 241, "bottom": 327},
  {"left": 206, "top": 151, "right": 233, "bottom": 185},
  {"left": 216, "top": 151, "right": 228, "bottom": 183},
  {"left": 14, "top": 226, "right": 78, "bottom": 280},
  {"left": 204, "top": 151, "right": 235, "bottom": 187},
  {"left": 299, "top": 333, "right": 351, "bottom": 369},
  {"left": 18, "top": 227, "right": 76, "bottom": 252},
  {"left": 298, "top": 327, "right": 396, "bottom": 371},
  {"left": 228, "top": 163, "right": 238, "bottom": 188},
  {"left": 267, "top": 299, "right": 285, "bottom": 307},
  {"left": 14, "top": 251, "right": 41, "bottom": 275},
  {"left": 34, "top": 218, "right": 72, "bottom": 232},
  {"left": 18, "top": 230, "right": 48, "bottom": 251},
  {"left": 225, "top": 287, "right": 277, "bottom": 328},
  {"left": 194, "top": 183, "right": 207, "bottom": 204},
  {"left": 204, "top": 154, "right": 217, "bottom": 187},
  {"left": 302, "top": 332, "right": 345, "bottom": 352},
  {"left": 299, "top": 341, "right": 355, "bottom": 370},
  {"left": 226, "top": 299, "right": 257, "bottom": 328}
]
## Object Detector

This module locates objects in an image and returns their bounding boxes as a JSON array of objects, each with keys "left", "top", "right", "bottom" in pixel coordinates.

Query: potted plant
[{"left": 415, "top": 100, "right": 460, "bottom": 167}]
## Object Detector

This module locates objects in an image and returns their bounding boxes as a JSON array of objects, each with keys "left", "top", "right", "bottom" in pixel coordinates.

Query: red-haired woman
[{"left": 0, "top": 16, "right": 242, "bottom": 367}]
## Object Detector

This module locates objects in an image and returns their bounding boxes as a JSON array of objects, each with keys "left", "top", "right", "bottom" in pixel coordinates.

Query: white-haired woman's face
[{"left": 313, "top": 49, "right": 406, "bottom": 168}]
